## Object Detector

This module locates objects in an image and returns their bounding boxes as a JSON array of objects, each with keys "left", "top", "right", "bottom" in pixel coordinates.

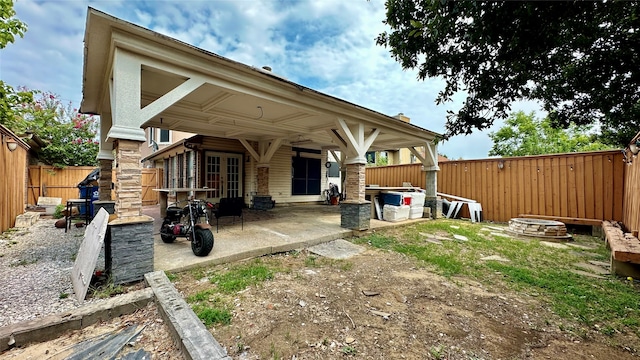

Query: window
[
  {"left": 327, "top": 162, "right": 339, "bottom": 177},
  {"left": 159, "top": 129, "right": 170, "bottom": 143},
  {"left": 177, "top": 153, "right": 185, "bottom": 188},
  {"left": 163, "top": 158, "right": 169, "bottom": 187},
  {"left": 292, "top": 157, "right": 321, "bottom": 195},
  {"left": 366, "top": 151, "right": 376, "bottom": 164},
  {"left": 149, "top": 128, "right": 156, "bottom": 145},
  {"left": 186, "top": 151, "right": 195, "bottom": 188}
]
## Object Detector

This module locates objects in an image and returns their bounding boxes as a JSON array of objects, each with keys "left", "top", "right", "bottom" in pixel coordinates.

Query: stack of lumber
[{"left": 602, "top": 221, "right": 640, "bottom": 263}]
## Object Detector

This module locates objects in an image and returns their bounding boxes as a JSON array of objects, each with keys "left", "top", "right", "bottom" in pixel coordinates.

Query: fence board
[
  {"left": 1, "top": 142, "right": 28, "bottom": 232},
  {"left": 624, "top": 158, "right": 640, "bottom": 232},
  {"left": 366, "top": 150, "right": 624, "bottom": 223},
  {"left": 28, "top": 166, "right": 162, "bottom": 207}
]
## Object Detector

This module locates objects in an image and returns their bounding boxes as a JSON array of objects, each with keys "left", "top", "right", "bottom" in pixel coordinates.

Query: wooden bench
[
  {"left": 602, "top": 220, "right": 640, "bottom": 278},
  {"left": 212, "top": 197, "right": 244, "bottom": 233}
]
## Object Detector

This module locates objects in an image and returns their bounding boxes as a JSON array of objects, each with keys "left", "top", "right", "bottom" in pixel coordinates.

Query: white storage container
[
  {"left": 409, "top": 207, "right": 424, "bottom": 219},
  {"left": 383, "top": 204, "right": 410, "bottom": 222},
  {"left": 409, "top": 192, "right": 426, "bottom": 209}
]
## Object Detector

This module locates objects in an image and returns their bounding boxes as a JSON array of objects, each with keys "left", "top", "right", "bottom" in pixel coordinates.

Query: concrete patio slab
[{"left": 147, "top": 204, "right": 428, "bottom": 272}]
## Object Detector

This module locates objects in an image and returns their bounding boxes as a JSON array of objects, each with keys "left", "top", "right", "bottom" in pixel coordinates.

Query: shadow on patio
[{"left": 143, "top": 204, "right": 428, "bottom": 272}]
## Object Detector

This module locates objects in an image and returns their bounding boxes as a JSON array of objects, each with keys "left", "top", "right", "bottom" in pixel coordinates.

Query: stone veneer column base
[
  {"left": 106, "top": 216, "right": 154, "bottom": 285},
  {"left": 98, "top": 159, "right": 113, "bottom": 201},
  {"left": 425, "top": 196, "right": 443, "bottom": 219},
  {"left": 340, "top": 200, "right": 371, "bottom": 230}
]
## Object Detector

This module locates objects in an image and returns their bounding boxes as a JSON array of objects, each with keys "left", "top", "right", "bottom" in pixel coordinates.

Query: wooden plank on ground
[{"left": 602, "top": 220, "right": 640, "bottom": 263}]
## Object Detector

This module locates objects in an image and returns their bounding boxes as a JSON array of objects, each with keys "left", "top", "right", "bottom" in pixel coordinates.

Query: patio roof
[{"left": 80, "top": 8, "right": 440, "bottom": 163}]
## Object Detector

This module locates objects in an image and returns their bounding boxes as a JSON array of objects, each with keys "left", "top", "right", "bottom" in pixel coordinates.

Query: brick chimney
[{"left": 394, "top": 113, "right": 410, "bottom": 123}]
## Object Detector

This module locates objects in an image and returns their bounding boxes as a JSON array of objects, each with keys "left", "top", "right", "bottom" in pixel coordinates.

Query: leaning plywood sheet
[{"left": 71, "top": 208, "right": 109, "bottom": 302}]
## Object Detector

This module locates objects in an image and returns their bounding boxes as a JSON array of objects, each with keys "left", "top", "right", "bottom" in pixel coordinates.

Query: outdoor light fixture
[
  {"left": 497, "top": 160, "right": 505, "bottom": 170},
  {"left": 2, "top": 134, "right": 17, "bottom": 152}
]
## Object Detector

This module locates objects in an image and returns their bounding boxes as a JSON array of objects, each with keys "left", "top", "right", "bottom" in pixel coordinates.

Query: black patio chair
[{"left": 213, "top": 197, "right": 244, "bottom": 232}]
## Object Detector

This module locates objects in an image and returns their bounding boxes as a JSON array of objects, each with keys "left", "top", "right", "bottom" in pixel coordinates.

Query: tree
[
  {"left": 0, "top": 0, "right": 26, "bottom": 49},
  {"left": 488, "top": 111, "right": 613, "bottom": 157},
  {"left": 10, "top": 90, "right": 99, "bottom": 167},
  {"left": 377, "top": 1, "right": 640, "bottom": 146},
  {"left": 0, "top": 0, "right": 33, "bottom": 128}
]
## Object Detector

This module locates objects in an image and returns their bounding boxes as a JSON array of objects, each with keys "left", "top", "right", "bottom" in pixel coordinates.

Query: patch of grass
[
  {"left": 186, "top": 289, "right": 232, "bottom": 326},
  {"left": 59, "top": 292, "right": 69, "bottom": 299},
  {"left": 189, "top": 267, "right": 207, "bottom": 280},
  {"left": 90, "top": 280, "right": 124, "bottom": 299},
  {"left": 353, "top": 233, "right": 396, "bottom": 249},
  {"left": 269, "top": 342, "right": 281, "bottom": 360},
  {"left": 209, "top": 259, "right": 275, "bottom": 294},
  {"left": 304, "top": 255, "right": 317, "bottom": 267},
  {"left": 354, "top": 219, "right": 640, "bottom": 337},
  {"left": 341, "top": 345, "right": 357, "bottom": 355},
  {"left": 192, "top": 304, "right": 232, "bottom": 326},
  {"left": 429, "top": 345, "right": 444, "bottom": 359},
  {"left": 165, "top": 271, "right": 178, "bottom": 282}
]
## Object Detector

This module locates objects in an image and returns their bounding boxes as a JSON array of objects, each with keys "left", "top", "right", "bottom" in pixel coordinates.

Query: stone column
[
  {"left": 344, "top": 163, "right": 366, "bottom": 201},
  {"left": 257, "top": 165, "right": 269, "bottom": 195},
  {"left": 114, "top": 139, "right": 143, "bottom": 219},
  {"left": 253, "top": 164, "right": 273, "bottom": 210},
  {"left": 424, "top": 169, "right": 442, "bottom": 219},
  {"left": 98, "top": 159, "right": 113, "bottom": 201},
  {"left": 341, "top": 162, "right": 370, "bottom": 230}
]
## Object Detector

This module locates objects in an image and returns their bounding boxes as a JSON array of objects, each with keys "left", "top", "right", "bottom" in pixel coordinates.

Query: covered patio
[
  {"left": 147, "top": 204, "right": 428, "bottom": 272},
  {"left": 81, "top": 8, "right": 440, "bottom": 231}
]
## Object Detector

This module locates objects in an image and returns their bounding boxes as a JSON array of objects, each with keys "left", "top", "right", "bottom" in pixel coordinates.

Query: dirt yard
[{"left": 173, "top": 247, "right": 638, "bottom": 359}]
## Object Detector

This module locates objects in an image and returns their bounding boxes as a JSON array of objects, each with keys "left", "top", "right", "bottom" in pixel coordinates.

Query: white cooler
[
  {"left": 409, "top": 207, "right": 424, "bottom": 219},
  {"left": 408, "top": 192, "right": 426, "bottom": 219},
  {"left": 383, "top": 204, "right": 410, "bottom": 222}
]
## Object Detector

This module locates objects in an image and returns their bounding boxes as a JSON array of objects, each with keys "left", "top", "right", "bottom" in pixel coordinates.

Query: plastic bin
[
  {"left": 383, "top": 204, "right": 410, "bottom": 222},
  {"left": 78, "top": 185, "right": 99, "bottom": 215},
  {"left": 409, "top": 192, "right": 426, "bottom": 209},
  {"left": 409, "top": 207, "right": 424, "bottom": 219},
  {"left": 382, "top": 191, "right": 404, "bottom": 206}
]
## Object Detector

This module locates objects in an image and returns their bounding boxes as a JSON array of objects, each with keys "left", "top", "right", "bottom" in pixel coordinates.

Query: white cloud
[{"left": 0, "top": 0, "right": 544, "bottom": 160}]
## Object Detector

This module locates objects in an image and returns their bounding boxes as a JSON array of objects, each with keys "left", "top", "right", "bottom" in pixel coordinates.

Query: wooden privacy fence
[
  {"left": 623, "top": 156, "right": 640, "bottom": 233},
  {"left": 1, "top": 137, "right": 28, "bottom": 233},
  {"left": 27, "top": 166, "right": 163, "bottom": 206},
  {"left": 366, "top": 164, "right": 427, "bottom": 189},
  {"left": 365, "top": 150, "right": 625, "bottom": 223}
]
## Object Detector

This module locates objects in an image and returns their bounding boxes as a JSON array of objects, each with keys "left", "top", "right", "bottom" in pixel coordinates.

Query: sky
[{"left": 0, "top": 0, "right": 543, "bottom": 160}]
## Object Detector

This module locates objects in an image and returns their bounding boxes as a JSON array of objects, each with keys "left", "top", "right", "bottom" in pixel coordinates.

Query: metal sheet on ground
[
  {"left": 71, "top": 208, "right": 109, "bottom": 302},
  {"left": 308, "top": 239, "right": 365, "bottom": 260}
]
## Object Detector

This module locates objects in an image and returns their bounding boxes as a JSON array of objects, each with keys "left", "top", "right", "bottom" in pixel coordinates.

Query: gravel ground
[{"left": 0, "top": 218, "right": 108, "bottom": 327}]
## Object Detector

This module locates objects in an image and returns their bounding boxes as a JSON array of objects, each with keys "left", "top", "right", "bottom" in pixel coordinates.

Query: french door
[{"left": 204, "top": 152, "right": 243, "bottom": 202}]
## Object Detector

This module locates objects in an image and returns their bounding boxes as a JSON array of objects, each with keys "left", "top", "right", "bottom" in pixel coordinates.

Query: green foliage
[
  {"left": 0, "top": 0, "right": 27, "bottom": 49},
  {"left": 187, "top": 290, "right": 232, "bottom": 326},
  {"left": 2, "top": 90, "right": 99, "bottom": 167},
  {"left": 489, "top": 111, "right": 615, "bottom": 156},
  {"left": 0, "top": 83, "right": 34, "bottom": 132},
  {"left": 378, "top": 1, "right": 640, "bottom": 146},
  {"left": 208, "top": 260, "right": 275, "bottom": 294},
  {"left": 341, "top": 346, "right": 357, "bottom": 355},
  {"left": 53, "top": 204, "right": 65, "bottom": 219}
]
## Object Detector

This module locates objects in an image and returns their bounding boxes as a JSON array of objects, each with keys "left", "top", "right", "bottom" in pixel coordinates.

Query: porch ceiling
[{"left": 81, "top": 8, "right": 440, "bottom": 152}]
